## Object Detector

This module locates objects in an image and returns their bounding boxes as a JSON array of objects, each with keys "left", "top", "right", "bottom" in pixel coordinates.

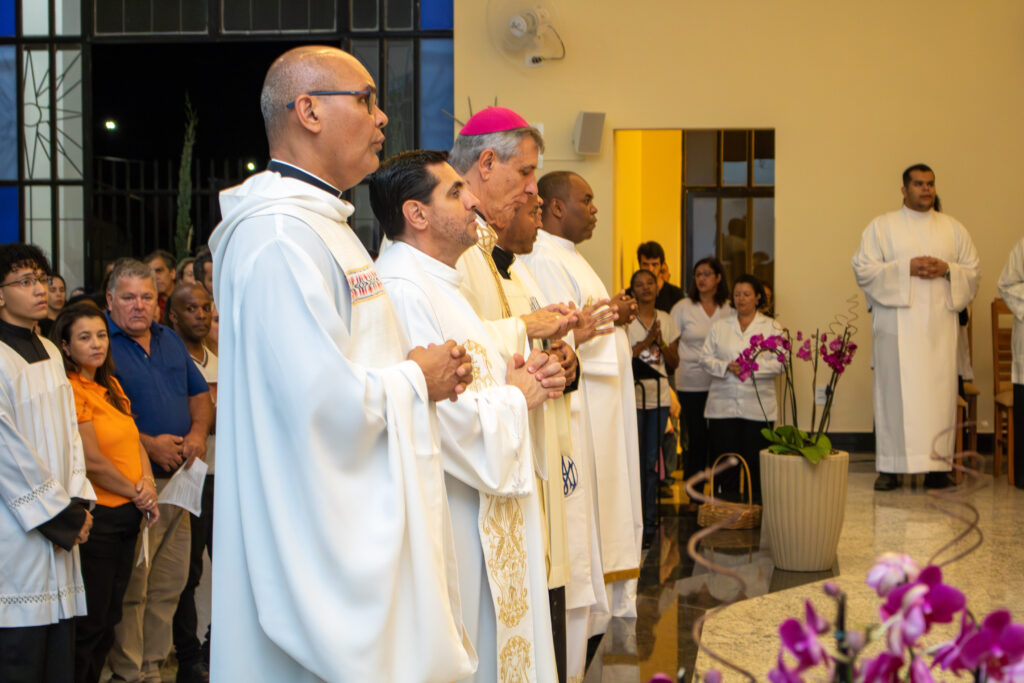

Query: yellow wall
[
  {"left": 613, "top": 130, "right": 682, "bottom": 292},
  {"left": 454, "top": 0, "right": 1023, "bottom": 433}
]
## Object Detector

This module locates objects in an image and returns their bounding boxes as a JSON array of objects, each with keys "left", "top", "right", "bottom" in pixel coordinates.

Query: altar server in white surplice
[
  {"left": 208, "top": 46, "right": 477, "bottom": 683},
  {"left": 852, "top": 163, "right": 979, "bottom": 491},
  {"left": 0, "top": 243, "right": 95, "bottom": 683},
  {"left": 371, "top": 150, "right": 568, "bottom": 683},
  {"left": 523, "top": 171, "right": 643, "bottom": 625}
]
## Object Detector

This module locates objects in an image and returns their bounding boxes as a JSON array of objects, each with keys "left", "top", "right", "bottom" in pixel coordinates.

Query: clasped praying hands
[
  {"left": 409, "top": 340, "right": 474, "bottom": 402},
  {"left": 909, "top": 256, "right": 949, "bottom": 279}
]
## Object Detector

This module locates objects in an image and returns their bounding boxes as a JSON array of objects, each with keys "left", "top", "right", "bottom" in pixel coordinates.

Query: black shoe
[
  {"left": 874, "top": 472, "right": 900, "bottom": 491},
  {"left": 923, "top": 472, "right": 955, "bottom": 490},
  {"left": 176, "top": 660, "right": 210, "bottom": 683}
]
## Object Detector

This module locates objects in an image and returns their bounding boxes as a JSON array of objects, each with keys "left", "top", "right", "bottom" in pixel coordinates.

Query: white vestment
[
  {"left": 852, "top": 206, "right": 980, "bottom": 473},
  {"left": 522, "top": 229, "right": 642, "bottom": 620},
  {"left": 0, "top": 337, "right": 94, "bottom": 627},
  {"left": 998, "top": 237, "right": 1024, "bottom": 385},
  {"left": 458, "top": 244, "right": 606, "bottom": 682},
  {"left": 378, "top": 240, "right": 556, "bottom": 683},
  {"left": 209, "top": 171, "right": 473, "bottom": 682}
]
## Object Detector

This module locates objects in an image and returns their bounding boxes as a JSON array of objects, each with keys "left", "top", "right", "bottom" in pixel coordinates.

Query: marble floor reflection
[{"left": 584, "top": 453, "right": 1024, "bottom": 683}]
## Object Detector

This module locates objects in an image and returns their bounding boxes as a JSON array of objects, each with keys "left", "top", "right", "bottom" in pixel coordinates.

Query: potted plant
[{"left": 736, "top": 323, "right": 858, "bottom": 571}]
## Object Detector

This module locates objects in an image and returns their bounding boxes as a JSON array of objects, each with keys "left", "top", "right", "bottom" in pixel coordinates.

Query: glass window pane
[
  {"left": 385, "top": 0, "right": 412, "bottom": 30},
  {"left": 26, "top": 186, "right": 52, "bottom": 257},
  {"left": 351, "top": 0, "right": 378, "bottom": 30},
  {"left": 0, "top": 0, "right": 14, "bottom": 36},
  {"left": 0, "top": 46, "right": 15, "bottom": 180},
  {"left": 183, "top": 0, "right": 208, "bottom": 31},
  {"left": 351, "top": 40, "right": 380, "bottom": 88},
  {"left": 153, "top": 0, "right": 180, "bottom": 32},
  {"left": 687, "top": 195, "right": 717, "bottom": 285},
  {"left": 722, "top": 130, "right": 747, "bottom": 186},
  {"left": 56, "top": 49, "right": 83, "bottom": 179},
  {"left": 22, "top": 0, "right": 48, "bottom": 35},
  {"left": 349, "top": 184, "right": 378, "bottom": 253},
  {"left": 59, "top": 185, "right": 84, "bottom": 287},
  {"left": 685, "top": 130, "right": 716, "bottom": 186},
  {"left": 57, "top": 0, "right": 80, "bottom": 35},
  {"left": 419, "top": 39, "right": 453, "bottom": 151},
  {"left": 753, "top": 129, "right": 774, "bottom": 186},
  {"left": 384, "top": 40, "right": 414, "bottom": 157},
  {"left": 282, "top": 0, "right": 307, "bottom": 30},
  {"left": 95, "top": 0, "right": 122, "bottom": 34},
  {"left": 752, "top": 197, "right": 774, "bottom": 289},
  {"left": 0, "top": 186, "right": 18, "bottom": 243},
  {"left": 719, "top": 198, "right": 748, "bottom": 287},
  {"left": 23, "top": 49, "right": 51, "bottom": 180},
  {"left": 310, "top": 0, "right": 335, "bottom": 30},
  {"left": 252, "top": 0, "right": 279, "bottom": 31},
  {"left": 124, "top": 0, "right": 153, "bottom": 33},
  {"left": 222, "top": 0, "right": 250, "bottom": 31},
  {"left": 420, "top": 0, "right": 452, "bottom": 30}
]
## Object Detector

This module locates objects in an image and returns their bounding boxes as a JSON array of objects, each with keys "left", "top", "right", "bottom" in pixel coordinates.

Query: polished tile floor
[{"left": 584, "top": 453, "right": 1024, "bottom": 683}]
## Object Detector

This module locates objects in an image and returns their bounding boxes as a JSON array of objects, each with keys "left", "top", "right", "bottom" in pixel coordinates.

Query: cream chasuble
[
  {"left": 209, "top": 171, "right": 473, "bottom": 683},
  {"left": 852, "top": 206, "right": 980, "bottom": 473},
  {"left": 0, "top": 338, "right": 94, "bottom": 627},
  {"left": 378, "top": 240, "right": 556, "bottom": 683},
  {"left": 522, "top": 229, "right": 642, "bottom": 620}
]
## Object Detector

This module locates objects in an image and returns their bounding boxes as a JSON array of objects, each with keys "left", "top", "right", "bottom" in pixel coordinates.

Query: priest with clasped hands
[{"left": 207, "top": 45, "right": 479, "bottom": 683}]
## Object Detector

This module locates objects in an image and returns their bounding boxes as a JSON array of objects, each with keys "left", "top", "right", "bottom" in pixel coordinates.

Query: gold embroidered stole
[{"left": 472, "top": 217, "right": 538, "bottom": 682}]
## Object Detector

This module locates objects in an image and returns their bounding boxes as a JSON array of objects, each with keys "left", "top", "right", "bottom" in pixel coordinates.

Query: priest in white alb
[
  {"left": 523, "top": 171, "right": 643, "bottom": 625},
  {"left": 208, "top": 46, "right": 477, "bottom": 682},
  {"left": 371, "top": 150, "right": 568, "bottom": 682},
  {"left": 852, "top": 163, "right": 979, "bottom": 491}
]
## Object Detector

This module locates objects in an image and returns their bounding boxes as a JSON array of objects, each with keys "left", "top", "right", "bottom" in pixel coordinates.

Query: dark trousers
[
  {"left": 1015, "top": 384, "right": 1023, "bottom": 490},
  {"left": 172, "top": 475, "right": 214, "bottom": 666},
  {"left": 678, "top": 390, "right": 710, "bottom": 480},
  {"left": 548, "top": 587, "right": 566, "bottom": 683},
  {"left": 0, "top": 619, "right": 75, "bottom": 683},
  {"left": 708, "top": 418, "right": 771, "bottom": 504},
  {"left": 637, "top": 407, "right": 671, "bottom": 529},
  {"left": 74, "top": 503, "right": 143, "bottom": 683}
]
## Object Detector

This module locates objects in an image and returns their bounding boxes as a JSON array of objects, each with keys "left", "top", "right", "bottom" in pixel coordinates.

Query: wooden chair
[
  {"left": 991, "top": 298, "right": 1015, "bottom": 485},
  {"left": 962, "top": 304, "right": 979, "bottom": 453}
]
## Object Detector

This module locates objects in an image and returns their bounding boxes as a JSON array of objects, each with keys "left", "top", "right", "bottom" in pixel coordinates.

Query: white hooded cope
[{"left": 208, "top": 169, "right": 474, "bottom": 683}]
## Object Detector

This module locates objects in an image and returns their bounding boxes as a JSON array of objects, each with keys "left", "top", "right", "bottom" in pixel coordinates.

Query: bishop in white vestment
[{"left": 852, "top": 165, "right": 979, "bottom": 480}]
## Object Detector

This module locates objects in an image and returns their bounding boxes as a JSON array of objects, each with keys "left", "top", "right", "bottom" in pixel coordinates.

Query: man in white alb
[
  {"left": 207, "top": 46, "right": 477, "bottom": 682},
  {"left": 371, "top": 149, "right": 567, "bottom": 682},
  {"left": 523, "top": 170, "right": 643, "bottom": 625},
  {"left": 852, "top": 163, "right": 979, "bottom": 490}
]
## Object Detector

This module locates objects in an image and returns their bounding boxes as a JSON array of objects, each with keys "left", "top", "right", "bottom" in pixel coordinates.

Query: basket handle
[{"left": 706, "top": 452, "right": 755, "bottom": 509}]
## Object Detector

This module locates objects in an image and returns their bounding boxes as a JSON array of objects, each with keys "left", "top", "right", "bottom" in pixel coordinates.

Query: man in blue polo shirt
[{"left": 103, "top": 258, "right": 213, "bottom": 683}]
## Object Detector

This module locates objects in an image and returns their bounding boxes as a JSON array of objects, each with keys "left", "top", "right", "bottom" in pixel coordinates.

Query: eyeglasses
[
  {"left": 285, "top": 88, "right": 377, "bottom": 115},
  {"left": 0, "top": 274, "right": 52, "bottom": 289}
]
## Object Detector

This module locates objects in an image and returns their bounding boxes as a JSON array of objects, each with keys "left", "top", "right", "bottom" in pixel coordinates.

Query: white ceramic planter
[{"left": 760, "top": 449, "right": 849, "bottom": 572}]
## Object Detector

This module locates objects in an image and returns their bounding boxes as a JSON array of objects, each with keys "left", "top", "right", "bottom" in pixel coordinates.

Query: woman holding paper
[{"left": 51, "top": 302, "right": 159, "bottom": 683}]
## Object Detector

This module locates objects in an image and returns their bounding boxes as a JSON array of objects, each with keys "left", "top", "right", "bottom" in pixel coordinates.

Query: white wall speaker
[{"left": 572, "top": 111, "right": 605, "bottom": 155}]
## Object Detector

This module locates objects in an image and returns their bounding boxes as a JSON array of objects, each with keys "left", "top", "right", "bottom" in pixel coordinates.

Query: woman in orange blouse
[{"left": 51, "top": 303, "right": 160, "bottom": 683}]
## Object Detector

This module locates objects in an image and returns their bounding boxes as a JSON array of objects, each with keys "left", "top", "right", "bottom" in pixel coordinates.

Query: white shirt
[
  {"left": 627, "top": 310, "right": 678, "bottom": 409},
  {"left": 700, "top": 312, "right": 784, "bottom": 421},
  {"left": 670, "top": 298, "right": 734, "bottom": 391}
]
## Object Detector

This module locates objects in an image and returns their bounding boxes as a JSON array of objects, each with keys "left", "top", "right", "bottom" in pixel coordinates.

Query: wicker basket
[{"left": 697, "top": 453, "right": 762, "bottom": 530}]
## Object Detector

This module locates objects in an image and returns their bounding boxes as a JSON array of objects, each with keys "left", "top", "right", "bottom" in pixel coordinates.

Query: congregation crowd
[{"left": 3, "top": 42, "right": 1023, "bottom": 683}]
